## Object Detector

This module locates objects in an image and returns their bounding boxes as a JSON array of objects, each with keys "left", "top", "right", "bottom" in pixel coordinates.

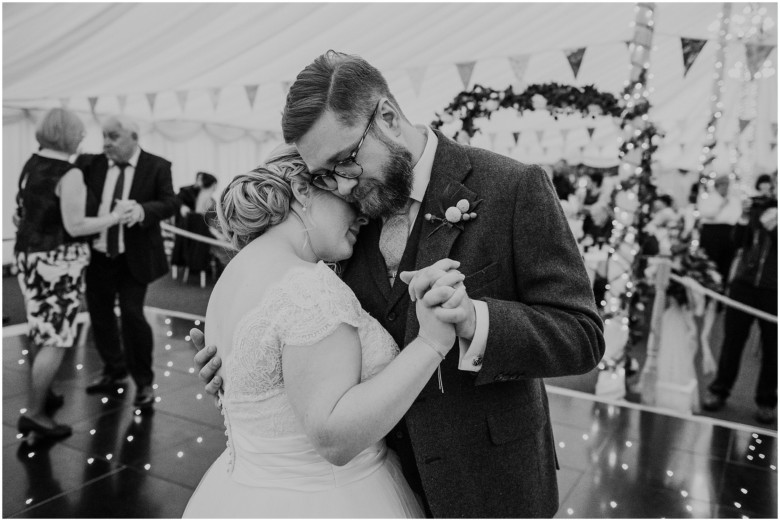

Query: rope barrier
[
  {"left": 162, "top": 222, "right": 777, "bottom": 323},
  {"left": 668, "top": 273, "right": 777, "bottom": 324},
  {"left": 161, "top": 222, "right": 235, "bottom": 250}
]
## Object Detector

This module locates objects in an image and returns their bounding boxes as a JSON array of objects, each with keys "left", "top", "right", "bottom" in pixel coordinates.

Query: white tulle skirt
[{"left": 183, "top": 433, "right": 423, "bottom": 518}]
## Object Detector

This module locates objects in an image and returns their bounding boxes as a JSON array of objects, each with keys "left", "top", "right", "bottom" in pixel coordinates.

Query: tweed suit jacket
[
  {"left": 76, "top": 151, "right": 178, "bottom": 285},
  {"left": 341, "top": 131, "right": 604, "bottom": 518}
]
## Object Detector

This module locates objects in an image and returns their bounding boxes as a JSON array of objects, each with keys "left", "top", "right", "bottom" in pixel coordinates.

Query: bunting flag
[
  {"left": 681, "top": 38, "right": 707, "bottom": 77},
  {"left": 406, "top": 66, "right": 426, "bottom": 97},
  {"left": 88, "top": 96, "right": 98, "bottom": 113},
  {"left": 624, "top": 40, "right": 633, "bottom": 50},
  {"left": 745, "top": 44, "right": 775, "bottom": 79},
  {"left": 512, "top": 131, "right": 520, "bottom": 145},
  {"left": 508, "top": 54, "right": 530, "bottom": 84},
  {"left": 456, "top": 61, "right": 476, "bottom": 90},
  {"left": 245, "top": 85, "right": 259, "bottom": 109},
  {"left": 117, "top": 94, "right": 127, "bottom": 113},
  {"left": 579, "top": 146, "right": 585, "bottom": 155},
  {"left": 680, "top": 142, "right": 686, "bottom": 153},
  {"left": 209, "top": 87, "right": 221, "bottom": 111},
  {"left": 176, "top": 91, "right": 188, "bottom": 113},
  {"left": 565, "top": 47, "right": 587, "bottom": 79},
  {"left": 739, "top": 119, "right": 751, "bottom": 134},
  {"left": 587, "top": 126, "right": 596, "bottom": 139},
  {"left": 772, "top": 142, "right": 777, "bottom": 152},
  {"left": 145, "top": 92, "right": 157, "bottom": 113},
  {"left": 60, "top": 98, "right": 70, "bottom": 109},
  {"left": 771, "top": 122, "right": 778, "bottom": 137}
]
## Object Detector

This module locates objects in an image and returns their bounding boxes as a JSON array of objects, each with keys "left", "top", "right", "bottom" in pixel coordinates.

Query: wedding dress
[{"left": 183, "top": 261, "right": 423, "bottom": 518}]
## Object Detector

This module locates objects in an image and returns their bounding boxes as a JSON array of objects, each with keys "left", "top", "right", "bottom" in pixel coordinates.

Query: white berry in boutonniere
[{"left": 424, "top": 190, "right": 482, "bottom": 238}]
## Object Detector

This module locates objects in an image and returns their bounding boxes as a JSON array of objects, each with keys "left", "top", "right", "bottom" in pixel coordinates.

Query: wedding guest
[
  {"left": 182, "top": 173, "right": 218, "bottom": 286},
  {"left": 646, "top": 194, "right": 680, "bottom": 255},
  {"left": 14, "top": 108, "right": 134, "bottom": 440},
  {"left": 755, "top": 172, "right": 775, "bottom": 198},
  {"left": 76, "top": 115, "right": 178, "bottom": 410},
  {"left": 698, "top": 174, "right": 742, "bottom": 286},
  {"left": 702, "top": 176, "right": 777, "bottom": 424},
  {"left": 193, "top": 50, "right": 604, "bottom": 517},
  {"left": 171, "top": 171, "right": 212, "bottom": 279}
]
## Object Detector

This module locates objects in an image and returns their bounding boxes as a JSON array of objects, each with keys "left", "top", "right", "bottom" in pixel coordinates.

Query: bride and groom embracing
[{"left": 184, "top": 50, "right": 605, "bottom": 518}]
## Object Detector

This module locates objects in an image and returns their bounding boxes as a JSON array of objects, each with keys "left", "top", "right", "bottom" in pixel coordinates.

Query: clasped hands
[
  {"left": 191, "top": 258, "right": 476, "bottom": 396},
  {"left": 112, "top": 199, "right": 143, "bottom": 226}
]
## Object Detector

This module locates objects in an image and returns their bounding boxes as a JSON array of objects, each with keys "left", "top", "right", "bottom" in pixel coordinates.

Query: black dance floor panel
[{"left": 2, "top": 309, "right": 776, "bottom": 518}]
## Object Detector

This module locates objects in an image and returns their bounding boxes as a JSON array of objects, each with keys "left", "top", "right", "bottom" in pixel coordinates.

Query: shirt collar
[
  {"left": 410, "top": 126, "right": 437, "bottom": 203},
  {"left": 36, "top": 148, "right": 72, "bottom": 162},
  {"left": 109, "top": 146, "right": 141, "bottom": 169}
]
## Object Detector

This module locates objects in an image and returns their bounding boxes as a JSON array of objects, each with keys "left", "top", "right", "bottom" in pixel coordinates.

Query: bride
[{"left": 183, "top": 145, "right": 464, "bottom": 518}]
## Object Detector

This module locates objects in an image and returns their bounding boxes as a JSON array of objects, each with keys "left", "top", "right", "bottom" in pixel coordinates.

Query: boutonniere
[{"left": 423, "top": 185, "right": 483, "bottom": 239}]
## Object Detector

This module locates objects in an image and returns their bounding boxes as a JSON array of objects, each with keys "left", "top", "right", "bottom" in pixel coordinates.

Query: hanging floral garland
[{"left": 430, "top": 82, "right": 623, "bottom": 140}]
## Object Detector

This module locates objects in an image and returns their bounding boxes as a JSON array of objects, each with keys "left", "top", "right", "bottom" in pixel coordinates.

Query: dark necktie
[{"left": 106, "top": 162, "right": 128, "bottom": 258}]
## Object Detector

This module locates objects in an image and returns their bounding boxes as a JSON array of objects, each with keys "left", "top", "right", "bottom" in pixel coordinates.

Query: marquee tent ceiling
[{"left": 3, "top": 2, "right": 778, "bottom": 169}]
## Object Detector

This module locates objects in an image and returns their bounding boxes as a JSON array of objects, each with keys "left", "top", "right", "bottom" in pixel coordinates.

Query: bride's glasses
[{"left": 311, "top": 102, "right": 379, "bottom": 191}]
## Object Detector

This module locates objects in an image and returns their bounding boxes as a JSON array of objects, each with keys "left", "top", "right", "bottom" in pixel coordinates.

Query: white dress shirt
[
  {"left": 405, "top": 126, "right": 488, "bottom": 372},
  {"left": 93, "top": 146, "right": 141, "bottom": 255}
]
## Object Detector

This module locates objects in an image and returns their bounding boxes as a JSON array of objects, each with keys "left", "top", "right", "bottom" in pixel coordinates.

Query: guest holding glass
[{"left": 14, "top": 108, "right": 134, "bottom": 441}]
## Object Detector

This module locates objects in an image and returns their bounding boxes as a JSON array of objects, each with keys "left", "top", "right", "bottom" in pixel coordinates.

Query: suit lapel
[
  {"left": 413, "top": 131, "right": 476, "bottom": 270},
  {"left": 128, "top": 150, "right": 147, "bottom": 200},
  {"left": 403, "top": 132, "right": 476, "bottom": 345}
]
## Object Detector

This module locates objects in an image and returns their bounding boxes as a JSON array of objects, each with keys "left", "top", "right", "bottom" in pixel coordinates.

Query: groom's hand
[
  {"left": 190, "top": 328, "right": 223, "bottom": 396},
  {"left": 400, "top": 259, "right": 477, "bottom": 340}
]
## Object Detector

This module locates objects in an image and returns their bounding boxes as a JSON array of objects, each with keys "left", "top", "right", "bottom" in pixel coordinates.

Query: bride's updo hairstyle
[{"left": 216, "top": 144, "right": 311, "bottom": 250}]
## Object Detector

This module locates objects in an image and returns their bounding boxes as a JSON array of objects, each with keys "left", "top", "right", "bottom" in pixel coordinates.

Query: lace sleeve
[{"left": 275, "top": 263, "right": 364, "bottom": 347}]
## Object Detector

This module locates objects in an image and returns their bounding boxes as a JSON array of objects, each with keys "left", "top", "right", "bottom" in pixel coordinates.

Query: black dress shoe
[
  {"left": 17, "top": 416, "right": 72, "bottom": 440},
  {"left": 44, "top": 390, "right": 65, "bottom": 414},
  {"left": 133, "top": 385, "right": 155, "bottom": 408},
  {"left": 86, "top": 375, "right": 129, "bottom": 394},
  {"left": 701, "top": 391, "right": 726, "bottom": 411}
]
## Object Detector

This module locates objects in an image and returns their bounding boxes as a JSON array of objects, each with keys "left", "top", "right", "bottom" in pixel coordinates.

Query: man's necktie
[
  {"left": 379, "top": 200, "right": 412, "bottom": 286},
  {"left": 106, "top": 162, "right": 128, "bottom": 258}
]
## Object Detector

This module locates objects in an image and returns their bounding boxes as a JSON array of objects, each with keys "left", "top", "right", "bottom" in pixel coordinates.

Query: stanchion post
[{"left": 639, "top": 257, "right": 671, "bottom": 405}]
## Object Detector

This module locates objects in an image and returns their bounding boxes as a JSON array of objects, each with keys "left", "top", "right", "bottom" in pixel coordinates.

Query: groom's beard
[{"left": 351, "top": 135, "right": 414, "bottom": 219}]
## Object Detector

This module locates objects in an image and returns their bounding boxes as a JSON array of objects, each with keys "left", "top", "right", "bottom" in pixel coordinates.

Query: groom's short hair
[{"left": 281, "top": 50, "right": 406, "bottom": 143}]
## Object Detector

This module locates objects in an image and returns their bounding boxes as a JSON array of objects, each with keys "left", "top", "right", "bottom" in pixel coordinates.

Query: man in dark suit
[
  {"left": 193, "top": 51, "right": 604, "bottom": 517},
  {"left": 77, "top": 115, "right": 178, "bottom": 409}
]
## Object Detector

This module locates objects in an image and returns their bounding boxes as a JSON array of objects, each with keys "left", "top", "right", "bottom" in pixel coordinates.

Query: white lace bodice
[{"left": 220, "top": 261, "right": 399, "bottom": 445}]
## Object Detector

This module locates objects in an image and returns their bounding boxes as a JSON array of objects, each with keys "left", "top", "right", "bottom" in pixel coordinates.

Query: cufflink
[{"left": 472, "top": 355, "right": 483, "bottom": 367}]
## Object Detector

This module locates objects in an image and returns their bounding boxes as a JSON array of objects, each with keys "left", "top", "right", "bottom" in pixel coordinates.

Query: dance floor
[{"left": 3, "top": 309, "right": 777, "bottom": 518}]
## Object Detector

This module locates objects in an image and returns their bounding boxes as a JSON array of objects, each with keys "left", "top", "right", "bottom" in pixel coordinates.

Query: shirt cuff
[{"left": 458, "top": 299, "right": 488, "bottom": 372}]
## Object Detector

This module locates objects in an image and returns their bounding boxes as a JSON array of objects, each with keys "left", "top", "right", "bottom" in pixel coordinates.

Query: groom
[{"left": 194, "top": 50, "right": 604, "bottom": 517}]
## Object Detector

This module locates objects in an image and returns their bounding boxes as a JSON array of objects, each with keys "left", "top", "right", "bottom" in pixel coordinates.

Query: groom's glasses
[{"left": 311, "top": 102, "right": 379, "bottom": 191}]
